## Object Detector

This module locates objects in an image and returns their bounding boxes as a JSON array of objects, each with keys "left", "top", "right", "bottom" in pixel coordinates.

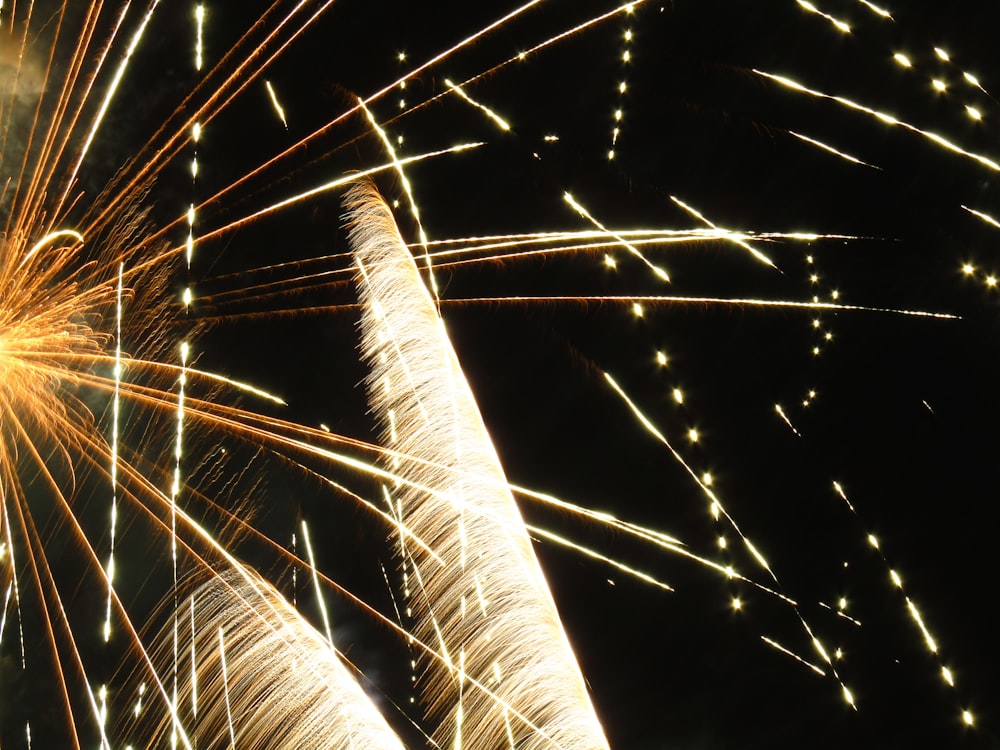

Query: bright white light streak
[
  {"left": 528, "top": 526, "right": 674, "bottom": 592},
  {"left": 104, "top": 264, "right": 124, "bottom": 644},
  {"left": 774, "top": 403, "right": 801, "bottom": 436},
  {"left": 670, "top": 196, "right": 776, "bottom": 267},
  {"left": 194, "top": 5, "right": 205, "bottom": 71},
  {"left": 198, "top": 143, "right": 483, "bottom": 244},
  {"left": 0, "top": 583, "right": 10, "bottom": 648},
  {"left": 833, "top": 481, "right": 857, "bottom": 513},
  {"left": 171, "top": 340, "right": 189, "bottom": 750},
  {"left": 761, "top": 635, "right": 826, "bottom": 676},
  {"left": 905, "top": 597, "right": 938, "bottom": 653},
  {"left": 265, "top": 80, "right": 289, "bottom": 128},
  {"left": 358, "top": 99, "right": 437, "bottom": 296},
  {"left": 186, "top": 202, "right": 196, "bottom": 267},
  {"left": 301, "top": 521, "right": 335, "bottom": 649},
  {"left": 961, "top": 204, "right": 1000, "bottom": 230},
  {"left": 218, "top": 628, "right": 236, "bottom": 749},
  {"left": 857, "top": 0, "right": 892, "bottom": 19},
  {"left": 21, "top": 230, "right": 84, "bottom": 268},
  {"left": 565, "top": 192, "right": 670, "bottom": 281},
  {"left": 445, "top": 78, "right": 510, "bottom": 130},
  {"left": 796, "top": 0, "right": 851, "bottom": 33},
  {"left": 754, "top": 69, "right": 1000, "bottom": 172},
  {"left": 789, "top": 131, "right": 881, "bottom": 169}
]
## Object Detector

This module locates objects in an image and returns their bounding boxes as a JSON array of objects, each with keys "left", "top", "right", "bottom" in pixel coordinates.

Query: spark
[
  {"left": 670, "top": 195, "right": 776, "bottom": 267},
  {"left": 961, "top": 204, "right": 1000, "bottom": 230},
  {"left": 857, "top": 1, "right": 892, "bottom": 19},
  {"left": 754, "top": 69, "right": 1000, "bottom": 171},
  {"left": 301, "top": 520, "right": 334, "bottom": 649},
  {"left": 565, "top": 192, "right": 670, "bottom": 281},
  {"left": 761, "top": 636, "right": 826, "bottom": 676},
  {"left": 194, "top": 5, "right": 205, "bottom": 71},
  {"left": 774, "top": 403, "right": 801, "bottom": 436},
  {"left": 796, "top": 0, "right": 851, "bottom": 33},
  {"left": 788, "top": 131, "right": 881, "bottom": 169},
  {"left": 445, "top": 78, "right": 511, "bottom": 131},
  {"left": 264, "top": 80, "right": 289, "bottom": 128}
]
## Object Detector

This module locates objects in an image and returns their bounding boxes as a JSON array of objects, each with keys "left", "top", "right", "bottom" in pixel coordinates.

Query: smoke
[{"left": 0, "top": 30, "right": 46, "bottom": 99}]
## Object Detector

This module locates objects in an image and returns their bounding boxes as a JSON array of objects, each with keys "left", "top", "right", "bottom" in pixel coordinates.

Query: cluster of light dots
[
  {"left": 892, "top": 45, "right": 989, "bottom": 122},
  {"left": 607, "top": 5, "right": 635, "bottom": 161}
]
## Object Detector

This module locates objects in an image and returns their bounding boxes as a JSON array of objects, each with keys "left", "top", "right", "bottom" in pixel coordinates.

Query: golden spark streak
[
  {"left": 565, "top": 192, "right": 670, "bottom": 281},
  {"left": 670, "top": 195, "right": 776, "bottom": 267},
  {"left": 755, "top": 69, "right": 1000, "bottom": 171},
  {"left": 761, "top": 636, "right": 826, "bottom": 676},
  {"left": 788, "top": 130, "right": 881, "bottom": 169}
]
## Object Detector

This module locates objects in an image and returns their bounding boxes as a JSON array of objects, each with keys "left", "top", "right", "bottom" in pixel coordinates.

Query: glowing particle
[
  {"left": 687, "top": 428, "right": 699, "bottom": 442},
  {"left": 966, "top": 106, "right": 982, "bottom": 121},
  {"left": 718, "top": 535, "right": 727, "bottom": 549},
  {"left": 934, "top": 47, "right": 950, "bottom": 62},
  {"left": 702, "top": 472, "right": 713, "bottom": 486},
  {"left": 264, "top": 80, "right": 289, "bottom": 128},
  {"left": 731, "top": 597, "right": 742, "bottom": 611},
  {"left": 656, "top": 351, "right": 668, "bottom": 366},
  {"left": 963, "top": 710, "right": 974, "bottom": 726},
  {"left": 987, "top": 276, "right": 998, "bottom": 287},
  {"left": 842, "top": 685, "right": 856, "bottom": 707},
  {"left": 838, "top": 597, "right": 847, "bottom": 610},
  {"left": 868, "top": 534, "right": 880, "bottom": 549},
  {"left": 604, "top": 254, "right": 617, "bottom": 269},
  {"left": 673, "top": 388, "right": 684, "bottom": 404},
  {"left": 632, "top": 302, "right": 644, "bottom": 317},
  {"left": 962, "top": 263, "right": 975, "bottom": 275},
  {"left": 942, "top": 666, "right": 955, "bottom": 686},
  {"left": 890, "top": 569, "right": 903, "bottom": 588},
  {"left": 932, "top": 79, "right": 947, "bottom": 92}
]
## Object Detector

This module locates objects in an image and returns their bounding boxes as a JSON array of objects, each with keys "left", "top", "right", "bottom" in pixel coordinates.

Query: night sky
[{"left": 5, "top": 1, "right": 1000, "bottom": 748}]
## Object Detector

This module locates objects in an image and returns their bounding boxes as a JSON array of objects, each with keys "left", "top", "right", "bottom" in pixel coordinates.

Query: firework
[{"left": 0, "top": 2, "right": 998, "bottom": 748}]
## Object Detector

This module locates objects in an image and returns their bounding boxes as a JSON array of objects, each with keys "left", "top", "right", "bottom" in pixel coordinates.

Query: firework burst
[{"left": 1, "top": 2, "right": 999, "bottom": 749}]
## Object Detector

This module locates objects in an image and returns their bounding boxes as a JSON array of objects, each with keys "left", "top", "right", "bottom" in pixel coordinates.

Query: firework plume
[{"left": 348, "top": 181, "right": 610, "bottom": 750}]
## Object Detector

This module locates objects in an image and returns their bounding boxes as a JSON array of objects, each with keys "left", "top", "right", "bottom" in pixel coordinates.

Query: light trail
[
  {"left": 565, "top": 192, "right": 670, "bottom": 281},
  {"left": 264, "top": 80, "right": 288, "bottom": 128},
  {"left": 754, "top": 68, "right": 1000, "bottom": 172}
]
